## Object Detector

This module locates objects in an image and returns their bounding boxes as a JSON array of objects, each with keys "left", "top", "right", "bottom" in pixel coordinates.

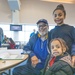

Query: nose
[{"left": 53, "top": 47, "right": 57, "bottom": 51}]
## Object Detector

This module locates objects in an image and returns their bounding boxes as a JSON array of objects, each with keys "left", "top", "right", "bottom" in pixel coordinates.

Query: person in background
[
  {"left": 6, "top": 38, "right": 15, "bottom": 49},
  {"left": 13, "top": 19, "right": 50, "bottom": 75},
  {"left": 0, "top": 27, "right": 4, "bottom": 47},
  {"left": 49, "top": 4, "right": 75, "bottom": 67},
  {"left": 45, "top": 38, "right": 74, "bottom": 75},
  {"left": 30, "top": 29, "right": 36, "bottom": 37},
  {"left": 2, "top": 35, "right": 8, "bottom": 43}
]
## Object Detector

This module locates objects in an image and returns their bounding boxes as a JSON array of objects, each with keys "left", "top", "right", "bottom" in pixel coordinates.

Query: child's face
[
  {"left": 53, "top": 10, "right": 65, "bottom": 26},
  {"left": 51, "top": 40, "right": 66, "bottom": 57}
]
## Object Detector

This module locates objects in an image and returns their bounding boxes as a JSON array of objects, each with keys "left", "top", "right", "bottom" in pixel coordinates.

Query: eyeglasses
[{"left": 37, "top": 24, "right": 47, "bottom": 28}]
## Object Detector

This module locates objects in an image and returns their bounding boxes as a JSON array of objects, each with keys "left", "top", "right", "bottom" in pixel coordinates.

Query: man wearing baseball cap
[{"left": 13, "top": 19, "right": 50, "bottom": 75}]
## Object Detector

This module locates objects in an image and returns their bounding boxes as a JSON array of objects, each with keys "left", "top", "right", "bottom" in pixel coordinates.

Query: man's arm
[{"left": 23, "top": 34, "right": 37, "bottom": 57}]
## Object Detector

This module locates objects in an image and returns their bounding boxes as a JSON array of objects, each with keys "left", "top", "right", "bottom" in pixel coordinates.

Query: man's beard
[{"left": 39, "top": 30, "right": 48, "bottom": 37}]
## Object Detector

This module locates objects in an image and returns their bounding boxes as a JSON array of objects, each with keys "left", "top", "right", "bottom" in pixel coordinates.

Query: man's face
[{"left": 37, "top": 22, "right": 49, "bottom": 36}]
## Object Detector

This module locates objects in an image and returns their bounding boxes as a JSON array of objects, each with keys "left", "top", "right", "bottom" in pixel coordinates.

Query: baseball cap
[{"left": 36, "top": 19, "right": 48, "bottom": 25}]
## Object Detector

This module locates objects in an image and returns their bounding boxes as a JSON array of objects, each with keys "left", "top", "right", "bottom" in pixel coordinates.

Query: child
[
  {"left": 45, "top": 38, "right": 74, "bottom": 75},
  {"left": 49, "top": 4, "right": 75, "bottom": 66}
]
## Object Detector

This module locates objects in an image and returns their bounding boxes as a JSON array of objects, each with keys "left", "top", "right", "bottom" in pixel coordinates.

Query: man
[
  {"left": 13, "top": 19, "right": 50, "bottom": 75},
  {"left": 30, "top": 29, "right": 36, "bottom": 37},
  {"left": 0, "top": 27, "right": 4, "bottom": 46}
]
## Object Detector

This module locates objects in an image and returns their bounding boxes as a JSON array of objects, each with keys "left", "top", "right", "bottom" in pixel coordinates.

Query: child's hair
[
  {"left": 49, "top": 38, "right": 68, "bottom": 52},
  {"left": 53, "top": 4, "right": 66, "bottom": 16}
]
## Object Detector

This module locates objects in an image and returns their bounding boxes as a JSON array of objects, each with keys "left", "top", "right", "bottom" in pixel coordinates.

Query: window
[{"left": 0, "top": 24, "right": 55, "bottom": 43}]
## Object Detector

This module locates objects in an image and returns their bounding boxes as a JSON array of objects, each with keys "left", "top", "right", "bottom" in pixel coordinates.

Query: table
[
  {"left": 0, "top": 54, "right": 28, "bottom": 75},
  {"left": 1, "top": 44, "right": 9, "bottom": 47}
]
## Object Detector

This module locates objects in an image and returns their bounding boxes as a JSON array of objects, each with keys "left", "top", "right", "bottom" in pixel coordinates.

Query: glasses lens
[{"left": 38, "top": 24, "right": 47, "bottom": 28}]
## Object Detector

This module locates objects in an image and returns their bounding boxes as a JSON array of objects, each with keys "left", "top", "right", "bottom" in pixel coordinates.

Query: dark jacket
[
  {"left": 45, "top": 53, "right": 73, "bottom": 75},
  {"left": 49, "top": 24, "right": 75, "bottom": 55}
]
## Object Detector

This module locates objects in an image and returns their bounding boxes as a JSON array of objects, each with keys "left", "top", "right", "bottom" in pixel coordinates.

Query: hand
[
  {"left": 72, "top": 56, "right": 75, "bottom": 67},
  {"left": 31, "top": 56, "right": 39, "bottom": 67}
]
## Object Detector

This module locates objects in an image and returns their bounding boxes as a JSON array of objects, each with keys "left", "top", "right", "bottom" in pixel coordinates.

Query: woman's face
[{"left": 53, "top": 10, "right": 65, "bottom": 26}]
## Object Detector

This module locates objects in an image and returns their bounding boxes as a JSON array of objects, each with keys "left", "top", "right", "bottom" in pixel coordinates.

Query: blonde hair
[{"left": 49, "top": 38, "right": 68, "bottom": 52}]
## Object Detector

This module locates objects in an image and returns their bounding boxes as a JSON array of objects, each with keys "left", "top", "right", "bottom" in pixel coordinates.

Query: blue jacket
[{"left": 23, "top": 32, "right": 50, "bottom": 70}]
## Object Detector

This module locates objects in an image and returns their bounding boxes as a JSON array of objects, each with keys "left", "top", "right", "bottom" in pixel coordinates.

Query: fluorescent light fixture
[{"left": 41, "top": 0, "right": 75, "bottom": 4}]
